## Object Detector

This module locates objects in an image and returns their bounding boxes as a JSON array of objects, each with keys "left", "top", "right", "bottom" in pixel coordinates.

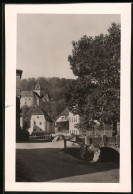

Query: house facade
[
  {"left": 20, "top": 82, "right": 49, "bottom": 108},
  {"left": 16, "top": 69, "right": 29, "bottom": 141},
  {"left": 16, "top": 69, "right": 23, "bottom": 141},
  {"left": 55, "top": 107, "right": 80, "bottom": 136},
  {"left": 29, "top": 106, "right": 53, "bottom": 135},
  {"left": 20, "top": 91, "right": 34, "bottom": 107},
  {"left": 55, "top": 107, "right": 69, "bottom": 136},
  {"left": 20, "top": 82, "right": 41, "bottom": 107},
  {"left": 69, "top": 111, "right": 80, "bottom": 135},
  {"left": 55, "top": 107, "right": 120, "bottom": 137}
]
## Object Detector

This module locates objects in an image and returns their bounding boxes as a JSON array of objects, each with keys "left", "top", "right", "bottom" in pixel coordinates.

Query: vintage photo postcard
[{"left": 5, "top": 3, "right": 131, "bottom": 192}]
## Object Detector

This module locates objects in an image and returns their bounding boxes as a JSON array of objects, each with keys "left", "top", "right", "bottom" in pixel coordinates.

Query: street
[{"left": 16, "top": 143, "right": 119, "bottom": 182}]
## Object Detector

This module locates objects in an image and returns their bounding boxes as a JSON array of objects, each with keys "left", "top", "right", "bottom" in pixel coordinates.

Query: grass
[{"left": 16, "top": 148, "right": 119, "bottom": 182}]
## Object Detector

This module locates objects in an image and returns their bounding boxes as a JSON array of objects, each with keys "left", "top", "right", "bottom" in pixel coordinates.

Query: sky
[{"left": 17, "top": 14, "right": 120, "bottom": 79}]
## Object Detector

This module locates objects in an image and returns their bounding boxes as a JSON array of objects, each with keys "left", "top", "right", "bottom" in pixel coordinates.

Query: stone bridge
[
  {"left": 60, "top": 134, "right": 120, "bottom": 154},
  {"left": 85, "top": 135, "right": 120, "bottom": 153}
]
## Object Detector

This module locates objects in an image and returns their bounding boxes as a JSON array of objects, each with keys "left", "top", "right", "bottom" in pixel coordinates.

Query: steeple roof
[{"left": 34, "top": 81, "right": 41, "bottom": 90}]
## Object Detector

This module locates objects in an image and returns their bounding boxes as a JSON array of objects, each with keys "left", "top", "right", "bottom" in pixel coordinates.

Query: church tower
[{"left": 33, "top": 81, "right": 41, "bottom": 96}]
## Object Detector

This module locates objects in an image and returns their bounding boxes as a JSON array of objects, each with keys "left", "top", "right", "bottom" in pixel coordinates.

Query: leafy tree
[
  {"left": 65, "top": 23, "right": 120, "bottom": 136},
  {"left": 21, "top": 106, "right": 34, "bottom": 130}
]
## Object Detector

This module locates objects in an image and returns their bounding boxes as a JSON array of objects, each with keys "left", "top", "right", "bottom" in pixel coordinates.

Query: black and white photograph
[{"left": 5, "top": 3, "right": 131, "bottom": 192}]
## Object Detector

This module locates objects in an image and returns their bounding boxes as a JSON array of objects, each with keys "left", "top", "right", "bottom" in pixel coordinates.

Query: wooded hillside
[{"left": 20, "top": 77, "right": 74, "bottom": 120}]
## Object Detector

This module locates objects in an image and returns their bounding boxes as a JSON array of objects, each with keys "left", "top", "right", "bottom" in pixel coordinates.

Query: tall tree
[{"left": 65, "top": 23, "right": 120, "bottom": 135}]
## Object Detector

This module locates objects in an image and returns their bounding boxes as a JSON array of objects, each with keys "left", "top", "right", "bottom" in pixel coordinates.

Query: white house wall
[
  {"left": 69, "top": 112, "right": 80, "bottom": 135},
  {"left": 20, "top": 97, "right": 33, "bottom": 108},
  {"left": 30, "top": 114, "right": 46, "bottom": 134}
]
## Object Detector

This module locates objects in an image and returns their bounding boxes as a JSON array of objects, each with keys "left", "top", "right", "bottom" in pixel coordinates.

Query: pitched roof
[
  {"left": 34, "top": 81, "right": 41, "bottom": 90},
  {"left": 60, "top": 107, "right": 69, "bottom": 116},
  {"left": 33, "top": 125, "right": 44, "bottom": 133},
  {"left": 32, "top": 106, "right": 44, "bottom": 115},
  {"left": 21, "top": 90, "right": 43, "bottom": 99},
  {"left": 33, "top": 91, "right": 42, "bottom": 99},
  {"left": 21, "top": 91, "right": 33, "bottom": 97},
  {"left": 31, "top": 106, "right": 53, "bottom": 123},
  {"left": 40, "top": 108, "right": 53, "bottom": 123}
]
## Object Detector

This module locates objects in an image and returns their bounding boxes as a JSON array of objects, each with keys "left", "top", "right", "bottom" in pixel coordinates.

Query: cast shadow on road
[{"left": 16, "top": 148, "right": 119, "bottom": 182}]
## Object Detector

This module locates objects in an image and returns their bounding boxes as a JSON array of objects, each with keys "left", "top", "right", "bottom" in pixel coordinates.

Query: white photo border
[{"left": 5, "top": 3, "right": 131, "bottom": 192}]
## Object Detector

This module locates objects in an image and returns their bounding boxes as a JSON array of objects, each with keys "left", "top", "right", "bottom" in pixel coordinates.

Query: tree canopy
[{"left": 65, "top": 23, "right": 120, "bottom": 135}]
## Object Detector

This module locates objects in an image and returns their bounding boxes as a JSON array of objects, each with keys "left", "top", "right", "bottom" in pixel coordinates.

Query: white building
[
  {"left": 20, "top": 82, "right": 49, "bottom": 108},
  {"left": 55, "top": 107, "right": 69, "bottom": 136},
  {"left": 55, "top": 107, "right": 80, "bottom": 136},
  {"left": 55, "top": 107, "right": 69, "bottom": 124},
  {"left": 29, "top": 106, "right": 53, "bottom": 135},
  {"left": 69, "top": 111, "right": 80, "bottom": 135},
  {"left": 20, "top": 91, "right": 34, "bottom": 107}
]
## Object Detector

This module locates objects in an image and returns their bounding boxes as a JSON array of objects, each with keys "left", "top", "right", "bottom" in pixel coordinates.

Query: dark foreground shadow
[
  {"left": 99, "top": 147, "right": 119, "bottom": 164},
  {"left": 16, "top": 148, "right": 119, "bottom": 182},
  {"left": 65, "top": 147, "right": 119, "bottom": 164}
]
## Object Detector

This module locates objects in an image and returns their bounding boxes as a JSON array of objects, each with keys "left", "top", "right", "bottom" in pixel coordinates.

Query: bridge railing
[{"left": 85, "top": 135, "right": 120, "bottom": 151}]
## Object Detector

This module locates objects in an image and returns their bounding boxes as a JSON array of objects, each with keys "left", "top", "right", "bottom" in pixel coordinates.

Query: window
[
  {"left": 40, "top": 122, "right": 42, "bottom": 125},
  {"left": 34, "top": 122, "right": 36, "bottom": 125},
  {"left": 37, "top": 116, "right": 39, "bottom": 118},
  {"left": 29, "top": 98, "right": 31, "bottom": 100}
]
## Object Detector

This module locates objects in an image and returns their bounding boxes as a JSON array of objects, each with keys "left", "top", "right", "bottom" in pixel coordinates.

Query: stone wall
[
  {"left": 86, "top": 129, "right": 112, "bottom": 137},
  {"left": 85, "top": 135, "right": 120, "bottom": 152}
]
